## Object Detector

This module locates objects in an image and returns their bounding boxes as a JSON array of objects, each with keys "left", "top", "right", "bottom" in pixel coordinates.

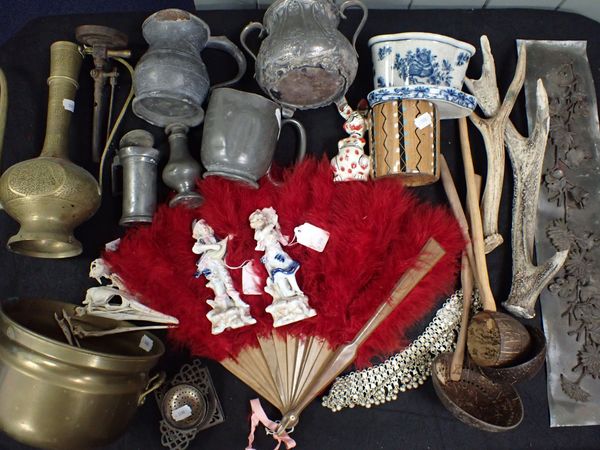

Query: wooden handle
[
  {"left": 352, "top": 238, "right": 445, "bottom": 347},
  {"left": 450, "top": 252, "right": 473, "bottom": 381},
  {"left": 459, "top": 117, "right": 496, "bottom": 312},
  {"left": 439, "top": 155, "right": 479, "bottom": 290}
]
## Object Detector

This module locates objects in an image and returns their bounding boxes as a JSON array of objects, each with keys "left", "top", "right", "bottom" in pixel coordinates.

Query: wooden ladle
[{"left": 458, "top": 117, "right": 531, "bottom": 368}]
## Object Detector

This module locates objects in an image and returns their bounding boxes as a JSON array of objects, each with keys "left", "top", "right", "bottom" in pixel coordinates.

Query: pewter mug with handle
[
  {"left": 240, "top": 0, "right": 367, "bottom": 112},
  {"left": 201, "top": 88, "right": 307, "bottom": 188},
  {"left": 133, "top": 9, "right": 247, "bottom": 128}
]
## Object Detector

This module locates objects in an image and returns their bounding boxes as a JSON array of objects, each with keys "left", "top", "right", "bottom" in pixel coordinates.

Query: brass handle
[{"left": 138, "top": 371, "right": 166, "bottom": 406}]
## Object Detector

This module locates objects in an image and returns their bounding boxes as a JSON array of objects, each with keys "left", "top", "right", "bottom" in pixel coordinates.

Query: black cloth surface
[{"left": 0, "top": 8, "right": 599, "bottom": 450}]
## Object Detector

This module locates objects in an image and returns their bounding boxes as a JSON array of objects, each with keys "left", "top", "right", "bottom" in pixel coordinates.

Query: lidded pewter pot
[{"left": 241, "top": 0, "right": 367, "bottom": 112}]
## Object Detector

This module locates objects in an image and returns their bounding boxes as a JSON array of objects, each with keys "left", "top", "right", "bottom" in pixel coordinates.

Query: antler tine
[
  {"left": 496, "top": 43, "right": 527, "bottom": 125},
  {"left": 465, "top": 38, "right": 527, "bottom": 254},
  {"left": 465, "top": 35, "right": 501, "bottom": 117},
  {"left": 503, "top": 79, "right": 568, "bottom": 319}
]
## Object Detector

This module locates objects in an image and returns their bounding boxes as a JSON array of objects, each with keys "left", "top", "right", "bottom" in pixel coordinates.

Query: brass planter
[{"left": 0, "top": 298, "right": 165, "bottom": 449}]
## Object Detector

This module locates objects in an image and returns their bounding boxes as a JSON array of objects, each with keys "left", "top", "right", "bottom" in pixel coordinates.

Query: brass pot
[
  {"left": 0, "top": 298, "right": 165, "bottom": 449},
  {"left": 0, "top": 41, "right": 101, "bottom": 258}
]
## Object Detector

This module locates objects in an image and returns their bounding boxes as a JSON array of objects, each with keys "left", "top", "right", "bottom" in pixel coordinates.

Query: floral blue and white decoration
[{"left": 368, "top": 32, "right": 476, "bottom": 119}]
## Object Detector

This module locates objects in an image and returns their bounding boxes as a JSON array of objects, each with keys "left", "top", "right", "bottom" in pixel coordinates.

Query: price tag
[
  {"left": 414, "top": 112, "right": 433, "bottom": 130},
  {"left": 62, "top": 99, "right": 75, "bottom": 112},
  {"left": 294, "top": 223, "right": 330, "bottom": 252},
  {"left": 171, "top": 405, "right": 193, "bottom": 422},
  {"left": 242, "top": 260, "right": 263, "bottom": 295},
  {"left": 139, "top": 334, "right": 154, "bottom": 352}
]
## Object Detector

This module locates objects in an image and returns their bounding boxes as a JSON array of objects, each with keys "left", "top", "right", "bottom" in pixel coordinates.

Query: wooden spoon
[{"left": 458, "top": 117, "right": 531, "bottom": 368}]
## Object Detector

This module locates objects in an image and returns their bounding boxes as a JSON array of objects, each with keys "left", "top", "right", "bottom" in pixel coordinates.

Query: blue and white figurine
[
  {"left": 192, "top": 219, "right": 256, "bottom": 334},
  {"left": 249, "top": 207, "right": 317, "bottom": 327}
]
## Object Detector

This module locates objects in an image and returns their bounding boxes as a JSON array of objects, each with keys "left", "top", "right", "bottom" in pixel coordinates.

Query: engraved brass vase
[
  {"left": 0, "top": 41, "right": 101, "bottom": 258},
  {"left": 0, "top": 298, "right": 165, "bottom": 450}
]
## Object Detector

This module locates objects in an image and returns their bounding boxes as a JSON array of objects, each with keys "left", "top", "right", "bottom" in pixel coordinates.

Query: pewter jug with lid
[{"left": 241, "top": 0, "right": 367, "bottom": 113}]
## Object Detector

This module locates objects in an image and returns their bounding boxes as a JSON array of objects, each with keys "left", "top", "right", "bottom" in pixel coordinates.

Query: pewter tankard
[
  {"left": 133, "top": 9, "right": 247, "bottom": 128},
  {"left": 116, "top": 130, "right": 160, "bottom": 226},
  {"left": 201, "top": 88, "right": 306, "bottom": 188},
  {"left": 240, "top": 0, "right": 367, "bottom": 112}
]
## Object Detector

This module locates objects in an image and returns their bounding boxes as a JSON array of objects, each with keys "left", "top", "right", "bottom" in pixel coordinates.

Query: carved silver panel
[{"left": 523, "top": 39, "right": 600, "bottom": 427}]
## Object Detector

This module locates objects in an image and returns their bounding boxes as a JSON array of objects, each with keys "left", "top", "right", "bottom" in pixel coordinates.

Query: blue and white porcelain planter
[
  {"left": 368, "top": 32, "right": 477, "bottom": 119},
  {"left": 369, "top": 32, "right": 475, "bottom": 90},
  {"left": 368, "top": 85, "right": 477, "bottom": 120}
]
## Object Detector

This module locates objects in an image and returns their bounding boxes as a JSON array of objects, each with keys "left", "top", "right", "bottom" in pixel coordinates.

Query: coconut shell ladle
[
  {"left": 431, "top": 244, "right": 523, "bottom": 431},
  {"left": 458, "top": 117, "right": 531, "bottom": 368},
  {"left": 433, "top": 141, "right": 524, "bottom": 432}
]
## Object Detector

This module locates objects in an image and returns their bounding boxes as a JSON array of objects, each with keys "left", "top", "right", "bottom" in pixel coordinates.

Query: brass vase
[{"left": 0, "top": 41, "right": 101, "bottom": 258}]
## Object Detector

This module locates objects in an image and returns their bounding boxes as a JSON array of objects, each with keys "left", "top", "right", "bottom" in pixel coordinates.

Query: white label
[
  {"left": 242, "top": 260, "right": 263, "bottom": 295},
  {"left": 171, "top": 404, "right": 193, "bottom": 422},
  {"left": 294, "top": 223, "right": 330, "bottom": 252},
  {"left": 414, "top": 112, "right": 433, "bottom": 130},
  {"left": 105, "top": 238, "right": 121, "bottom": 252},
  {"left": 62, "top": 99, "right": 75, "bottom": 112},
  {"left": 139, "top": 334, "right": 154, "bottom": 352}
]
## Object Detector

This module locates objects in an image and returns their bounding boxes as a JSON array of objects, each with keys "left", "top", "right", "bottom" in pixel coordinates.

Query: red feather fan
[{"left": 104, "top": 157, "right": 464, "bottom": 367}]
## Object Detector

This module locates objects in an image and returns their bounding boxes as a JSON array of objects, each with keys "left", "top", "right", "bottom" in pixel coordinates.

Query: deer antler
[
  {"left": 502, "top": 79, "right": 568, "bottom": 318},
  {"left": 465, "top": 36, "right": 527, "bottom": 254}
]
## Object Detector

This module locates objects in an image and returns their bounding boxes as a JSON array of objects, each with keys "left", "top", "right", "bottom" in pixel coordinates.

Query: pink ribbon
[{"left": 245, "top": 399, "right": 297, "bottom": 450}]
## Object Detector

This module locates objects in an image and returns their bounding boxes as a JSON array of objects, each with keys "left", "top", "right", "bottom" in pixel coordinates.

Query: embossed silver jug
[
  {"left": 241, "top": 0, "right": 367, "bottom": 113},
  {"left": 133, "top": 9, "right": 247, "bottom": 128}
]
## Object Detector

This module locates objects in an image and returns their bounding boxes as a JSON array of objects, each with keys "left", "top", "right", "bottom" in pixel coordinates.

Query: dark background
[{"left": 0, "top": 5, "right": 599, "bottom": 450}]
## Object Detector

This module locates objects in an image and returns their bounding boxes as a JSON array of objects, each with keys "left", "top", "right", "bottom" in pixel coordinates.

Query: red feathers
[{"left": 104, "top": 157, "right": 464, "bottom": 367}]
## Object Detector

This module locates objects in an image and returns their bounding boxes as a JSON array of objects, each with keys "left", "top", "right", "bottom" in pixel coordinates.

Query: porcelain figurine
[
  {"left": 332, "top": 102, "right": 370, "bottom": 182},
  {"left": 249, "top": 207, "right": 316, "bottom": 327},
  {"left": 192, "top": 219, "right": 256, "bottom": 334}
]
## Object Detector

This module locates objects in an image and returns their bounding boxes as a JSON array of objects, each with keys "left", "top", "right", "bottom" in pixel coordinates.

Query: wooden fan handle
[
  {"left": 352, "top": 238, "right": 445, "bottom": 347},
  {"left": 276, "top": 238, "right": 445, "bottom": 435},
  {"left": 459, "top": 117, "right": 496, "bottom": 312}
]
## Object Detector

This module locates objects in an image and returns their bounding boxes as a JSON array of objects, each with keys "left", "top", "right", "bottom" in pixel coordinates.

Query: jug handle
[
  {"left": 266, "top": 118, "right": 307, "bottom": 186},
  {"left": 240, "top": 22, "right": 266, "bottom": 62},
  {"left": 138, "top": 371, "right": 166, "bottom": 406},
  {"left": 339, "top": 0, "right": 368, "bottom": 53},
  {"left": 282, "top": 118, "right": 307, "bottom": 163},
  {"left": 205, "top": 36, "right": 248, "bottom": 90}
]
